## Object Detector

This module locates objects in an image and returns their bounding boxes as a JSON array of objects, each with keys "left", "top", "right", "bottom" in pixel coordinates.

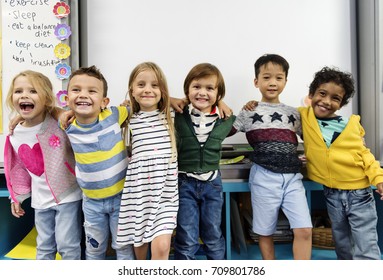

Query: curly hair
[{"left": 309, "top": 66, "right": 355, "bottom": 107}]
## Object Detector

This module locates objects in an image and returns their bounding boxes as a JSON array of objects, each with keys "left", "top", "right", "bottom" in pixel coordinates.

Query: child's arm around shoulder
[
  {"left": 170, "top": 97, "right": 187, "bottom": 114},
  {"left": 243, "top": 100, "right": 258, "bottom": 111},
  {"left": 169, "top": 97, "right": 233, "bottom": 119},
  {"left": 117, "top": 101, "right": 132, "bottom": 124},
  {"left": 8, "top": 115, "right": 23, "bottom": 135},
  {"left": 217, "top": 100, "right": 233, "bottom": 119},
  {"left": 8, "top": 107, "right": 73, "bottom": 134},
  {"left": 226, "top": 102, "right": 254, "bottom": 137},
  {"left": 55, "top": 107, "right": 75, "bottom": 129}
]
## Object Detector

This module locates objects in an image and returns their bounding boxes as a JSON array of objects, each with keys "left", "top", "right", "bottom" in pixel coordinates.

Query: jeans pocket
[
  {"left": 350, "top": 187, "right": 374, "bottom": 206},
  {"left": 249, "top": 163, "right": 259, "bottom": 184},
  {"left": 352, "top": 187, "right": 371, "bottom": 196},
  {"left": 208, "top": 176, "right": 223, "bottom": 191}
]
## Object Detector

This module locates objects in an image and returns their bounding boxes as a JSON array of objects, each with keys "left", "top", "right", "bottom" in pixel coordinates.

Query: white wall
[
  {"left": 0, "top": 0, "right": 356, "bottom": 162},
  {"left": 82, "top": 0, "right": 356, "bottom": 144}
]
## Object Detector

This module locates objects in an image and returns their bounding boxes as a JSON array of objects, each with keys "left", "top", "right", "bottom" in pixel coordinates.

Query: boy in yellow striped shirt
[{"left": 62, "top": 65, "right": 134, "bottom": 260}]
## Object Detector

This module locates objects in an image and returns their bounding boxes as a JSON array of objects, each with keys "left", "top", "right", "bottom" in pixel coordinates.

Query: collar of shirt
[{"left": 188, "top": 104, "right": 221, "bottom": 118}]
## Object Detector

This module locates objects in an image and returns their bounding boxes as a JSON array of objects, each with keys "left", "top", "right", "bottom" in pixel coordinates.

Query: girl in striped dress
[{"left": 117, "top": 62, "right": 178, "bottom": 260}]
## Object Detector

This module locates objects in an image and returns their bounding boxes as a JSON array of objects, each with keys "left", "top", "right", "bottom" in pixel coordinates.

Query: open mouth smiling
[
  {"left": 76, "top": 102, "right": 91, "bottom": 106},
  {"left": 19, "top": 102, "right": 34, "bottom": 110}
]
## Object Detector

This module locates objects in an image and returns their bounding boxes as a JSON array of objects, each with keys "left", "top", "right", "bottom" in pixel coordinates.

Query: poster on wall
[
  {"left": 0, "top": 0, "right": 75, "bottom": 164},
  {"left": 1, "top": 0, "right": 71, "bottom": 128}
]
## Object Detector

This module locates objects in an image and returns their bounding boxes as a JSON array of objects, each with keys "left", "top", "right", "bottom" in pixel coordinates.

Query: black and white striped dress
[{"left": 117, "top": 110, "right": 178, "bottom": 247}]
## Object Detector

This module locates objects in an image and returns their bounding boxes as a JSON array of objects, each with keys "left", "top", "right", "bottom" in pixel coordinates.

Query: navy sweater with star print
[{"left": 232, "top": 102, "right": 302, "bottom": 173}]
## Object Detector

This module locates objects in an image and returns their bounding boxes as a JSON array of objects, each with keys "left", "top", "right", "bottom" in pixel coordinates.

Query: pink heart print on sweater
[{"left": 18, "top": 143, "right": 44, "bottom": 176}]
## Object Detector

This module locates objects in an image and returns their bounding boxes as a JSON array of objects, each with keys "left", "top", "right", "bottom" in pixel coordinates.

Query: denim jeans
[
  {"left": 82, "top": 193, "right": 134, "bottom": 260},
  {"left": 34, "top": 200, "right": 82, "bottom": 260},
  {"left": 323, "top": 186, "right": 381, "bottom": 260},
  {"left": 174, "top": 173, "right": 225, "bottom": 260}
]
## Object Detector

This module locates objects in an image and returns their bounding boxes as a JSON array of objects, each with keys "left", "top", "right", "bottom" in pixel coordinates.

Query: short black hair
[
  {"left": 254, "top": 54, "right": 289, "bottom": 78},
  {"left": 309, "top": 66, "right": 355, "bottom": 107}
]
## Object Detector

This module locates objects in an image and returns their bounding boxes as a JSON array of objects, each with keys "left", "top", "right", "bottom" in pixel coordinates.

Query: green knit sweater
[{"left": 175, "top": 108, "right": 235, "bottom": 173}]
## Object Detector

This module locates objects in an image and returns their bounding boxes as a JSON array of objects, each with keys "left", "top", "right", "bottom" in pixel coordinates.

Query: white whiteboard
[
  {"left": 1, "top": 0, "right": 73, "bottom": 162},
  {"left": 83, "top": 0, "right": 356, "bottom": 144}
]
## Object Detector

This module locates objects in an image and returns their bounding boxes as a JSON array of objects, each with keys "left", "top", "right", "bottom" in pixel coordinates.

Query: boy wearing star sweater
[{"left": 230, "top": 54, "right": 312, "bottom": 260}]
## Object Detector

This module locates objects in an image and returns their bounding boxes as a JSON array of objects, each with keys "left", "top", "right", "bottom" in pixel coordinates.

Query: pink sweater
[{"left": 4, "top": 114, "right": 80, "bottom": 203}]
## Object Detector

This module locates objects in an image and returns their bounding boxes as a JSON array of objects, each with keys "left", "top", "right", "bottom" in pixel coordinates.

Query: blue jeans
[
  {"left": 82, "top": 193, "right": 134, "bottom": 260},
  {"left": 174, "top": 174, "right": 225, "bottom": 260},
  {"left": 323, "top": 186, "right": 381, "bottom": 260},
  {"left": 34, "top": 200, "right": 82, "bottom": 260}
]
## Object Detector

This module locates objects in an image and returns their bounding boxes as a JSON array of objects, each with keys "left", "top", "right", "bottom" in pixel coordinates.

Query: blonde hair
[
  {"left": 127, "top": 62, "right": 177, "bottom": 161},
  {"left": 6, "top": 70, "right": 56, "bottom": 118}
]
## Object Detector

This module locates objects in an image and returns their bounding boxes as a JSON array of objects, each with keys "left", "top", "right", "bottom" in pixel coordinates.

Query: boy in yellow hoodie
[{"left": 298, "top": 66, "right": 383, "bottom": 259}]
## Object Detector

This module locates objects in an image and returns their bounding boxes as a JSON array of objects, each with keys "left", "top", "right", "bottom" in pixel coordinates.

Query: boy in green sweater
[{"left": 173, "top": 63, "right": 235, "bottom": 260}]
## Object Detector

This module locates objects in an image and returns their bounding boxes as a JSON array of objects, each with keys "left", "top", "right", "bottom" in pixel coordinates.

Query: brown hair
[
  {"left": 183, "top": 63, "right": 225, "bottom": 107},
  {"left": 68, "top": 65, "right": 108, "bottom": 97}
]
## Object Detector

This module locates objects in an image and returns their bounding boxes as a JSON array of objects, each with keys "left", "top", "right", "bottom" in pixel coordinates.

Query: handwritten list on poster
[{"left": 1, "top": 0, "right": 64, "bottom": 97}]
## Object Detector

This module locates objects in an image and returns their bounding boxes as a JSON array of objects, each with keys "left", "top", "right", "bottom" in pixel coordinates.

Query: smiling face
[
  {"left": 130, "top": 69, "right": 162, "bottom": 112},
  {"left": 12, "top": 76, "right": 46, "bottom": 127},
  {"left": 254, "top": 62, "right": 287, "bottom": 103},
  {"left": 66, "top": 74, "right": 109, "bottom": 124},
  {"left": 187, "top": 75, "right": 218, "bottom": 113},
  {"left": 309, "top": 82, "right": 345, "bottom": 118}
]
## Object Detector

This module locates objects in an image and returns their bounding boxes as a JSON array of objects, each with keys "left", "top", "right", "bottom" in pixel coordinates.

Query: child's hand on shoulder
[
  {"left": 59, "top": 110, "right": 75, "bottom": 129},
  {"left": 218, "top": 100, "right": 233, "bottom": 119},
  {"left": 170, "top": 97, "right": 188, "bottom": 113},
  {"left": 8, "top": 115, "right": 24, "bottom": 135},
  {"left": 375, "top": 182, "right": 383, "bottom": 200},
  {"left": 120, "top": 99, "right": 131, "bottom": 107},
  {"left": 243, "top": 100, "right": 258, "bottom": 111}
]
